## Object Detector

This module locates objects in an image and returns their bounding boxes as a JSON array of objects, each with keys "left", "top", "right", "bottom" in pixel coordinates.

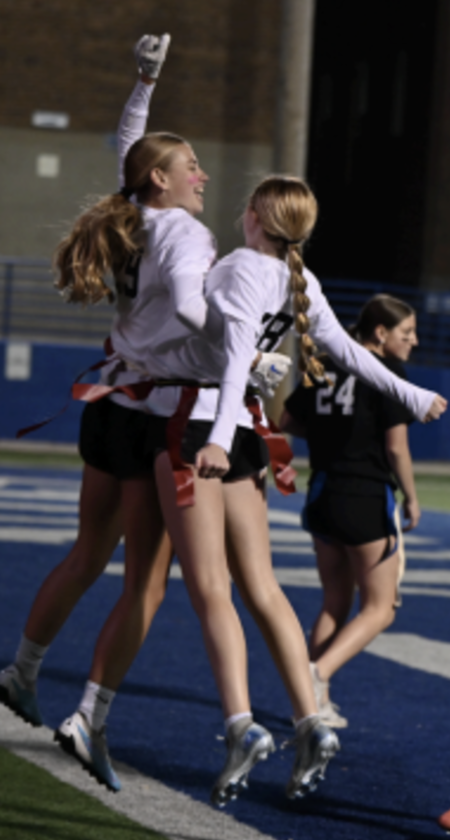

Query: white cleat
[
  {"left": 55, "top": 711, "right": 121, "bottom": 792},
  {"left": 310, "top": 662, "right": 348, "bottom": 728}
]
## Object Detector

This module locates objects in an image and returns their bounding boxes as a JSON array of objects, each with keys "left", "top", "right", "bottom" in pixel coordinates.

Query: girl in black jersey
[{"left": 281, "top": 294, "right": 421, "bottom": 728}]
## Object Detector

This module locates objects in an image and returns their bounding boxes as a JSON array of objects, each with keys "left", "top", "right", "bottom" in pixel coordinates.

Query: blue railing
[
  {"left": 0, "top": 256, "right": 112, "bottom": 346},
  {"left": 1, "top": 257, "right": 450, "bottom": 365}
]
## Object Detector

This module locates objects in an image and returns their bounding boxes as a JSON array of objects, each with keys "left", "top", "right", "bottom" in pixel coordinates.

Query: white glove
[
  {"left": 250, "top": 352, "right": 292, "bottom": 398},
  {"left": 134, "top": 34, "right": 171, "bottom": 80}
]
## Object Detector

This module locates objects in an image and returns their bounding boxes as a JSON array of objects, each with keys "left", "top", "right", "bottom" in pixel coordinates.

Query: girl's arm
[
  {"left": 117, "top": 35, "right": 170, "bottom": 187},
  {"left": 206, "top": 316, "right": 258, "bottom": 453},
  {"left": 385, "top": 424, "right": 421, "bottom": 530},
  {"left": 304, "top": 269, "right": 446, "bottom": 422},
  {"left": 117, "top": 80, "right": 155, "bottom": 188}
]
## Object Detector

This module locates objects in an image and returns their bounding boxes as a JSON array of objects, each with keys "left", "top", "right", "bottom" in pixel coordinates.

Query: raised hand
[{"left": 134, "top": 33, "right": 171, "bottom": 81}]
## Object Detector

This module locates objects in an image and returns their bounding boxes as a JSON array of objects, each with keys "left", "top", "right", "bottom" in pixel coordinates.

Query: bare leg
[
  {"left": 89, "top": 476, "right": 172, "bottom": 690},
  {"left": 315, "top": 538, "right": 398, "bottom": 682},
  {"left": 25, "top": 465, "right": 122, "bottom": 646},
  {"left": 309, "top": 537, "right": 355, "bottom": 662},
  {"left": 155, "top": 452, "right": 250, "bottom": 719},
  {"left": 223, "top": 476, "right": 317, "bottom": 720}
]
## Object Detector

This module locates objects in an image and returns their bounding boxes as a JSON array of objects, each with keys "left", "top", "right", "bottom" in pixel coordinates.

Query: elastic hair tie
[
  {"left": 286, "top": 238, "right": 302, "bottom": 246},
  {"left": 118, "top": 186, "right": 134, "bottom": 200}
]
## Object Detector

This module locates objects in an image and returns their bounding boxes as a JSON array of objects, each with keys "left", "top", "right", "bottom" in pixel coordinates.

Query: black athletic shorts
[
  {"left": 302, "top": 471, "right": 397, "bottom": 546},
  {"left": 183, "top": 420, "right": 269, "bottom": 482},
  {"left": 79, "top": 399, "right": 166, "bottom": 480},
  {"left": 81, "top": 400, "right": 268, "bottom": 483},
  {"left": 146, "top": 417, "right": 269, "bottom": 483}
]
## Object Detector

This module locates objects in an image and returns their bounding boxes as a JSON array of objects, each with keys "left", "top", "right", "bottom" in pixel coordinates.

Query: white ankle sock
[
  {"left": 224, "top": 711, "right": 252, "bottom": 735},
  {"left": 294, "top": 713, "right": 319, "bottom": 731},
  {"left": 78, "top": 681, "right": 116, "bottom": 732},
  {"left": 15, "top": 635, "right": 49, "bottom": 686}
]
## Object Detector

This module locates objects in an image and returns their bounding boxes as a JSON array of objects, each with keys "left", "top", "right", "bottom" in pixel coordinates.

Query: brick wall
[{"left": 0, "top": 0, "right": 281, "bottom": 143}]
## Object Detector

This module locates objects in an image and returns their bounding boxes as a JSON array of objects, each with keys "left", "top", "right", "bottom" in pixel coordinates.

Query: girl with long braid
[{"left": 135, "top": 175, "right": 445, "bottom": 805}]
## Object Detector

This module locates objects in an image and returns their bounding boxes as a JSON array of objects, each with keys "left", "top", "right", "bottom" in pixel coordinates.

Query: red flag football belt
[
  {"left": 16, "top": 338, "right": 295, "bottom": 503},
  {"left": 244, "top": 394, "right": 296, "bottom": 496}
]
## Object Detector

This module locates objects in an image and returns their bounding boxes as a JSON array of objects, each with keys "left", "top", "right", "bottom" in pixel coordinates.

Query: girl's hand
[
  {"left": 402, "top": 497, "right": 421, "bottom": 531},
  {"left": 423, "top": 394, "right": 447, "bottom": 422},
  {"left": 195, "top": 444, "right": 230, "bottom": 479},
  {"left": 251, "top": 352, "right": 292, "bottom": 398},
  {"left": 134, "top": 34, "right": 171, "bottom": 83}
]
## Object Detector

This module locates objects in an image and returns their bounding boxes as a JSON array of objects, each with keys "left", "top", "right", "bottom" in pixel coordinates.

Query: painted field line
[
  {"left": 0, "top": 706, "right": 276, "bottom": 840},
  {"left": 365, "top": 633, "right": 450, "bottom": 679}
]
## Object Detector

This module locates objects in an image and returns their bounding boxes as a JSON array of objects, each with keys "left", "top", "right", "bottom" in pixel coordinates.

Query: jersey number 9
[{"left": 115, "top": 249, "right": 144, "bottom": 299}]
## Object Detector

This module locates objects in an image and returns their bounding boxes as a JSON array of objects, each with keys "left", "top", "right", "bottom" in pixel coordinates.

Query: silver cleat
[
  {"left": 211, "top": 721, "right": 275, "bottom": 807},
  {"left": 286, "top": 716, "right": 340, "bottom": 799}
]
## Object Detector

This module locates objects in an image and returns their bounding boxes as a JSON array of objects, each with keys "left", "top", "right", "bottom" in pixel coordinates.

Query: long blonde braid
[
  {"left": 250, "top": 175, "right": 324, "bottom": 385},
  {"left": 287, "top": 245, "right": 325, "bottom": 385}
]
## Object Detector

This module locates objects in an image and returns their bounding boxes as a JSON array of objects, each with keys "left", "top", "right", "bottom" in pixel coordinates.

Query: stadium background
[
  {"left": 1, "top": 0, "right": 450, "bottom": 455},
  {"left": 1, "top": 4, "right": 450, "bottom": 840}
]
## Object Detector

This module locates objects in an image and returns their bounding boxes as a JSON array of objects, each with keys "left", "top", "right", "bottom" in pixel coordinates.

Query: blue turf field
[{"left": 0, "top": 465, "right": 449, "bottom": 839}]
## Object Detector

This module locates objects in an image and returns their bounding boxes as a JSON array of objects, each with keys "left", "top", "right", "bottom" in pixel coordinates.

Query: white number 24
[{"left": 316, "top": 373, "right": 356, "bottom": 416}]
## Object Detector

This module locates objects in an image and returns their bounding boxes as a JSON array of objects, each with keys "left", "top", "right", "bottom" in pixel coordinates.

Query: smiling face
[
  {"left": 151, "top": 144, "right": 208, "bottom": 215},
  {"left": 377, "top": 314, "right": 418, "bottom": 362}
]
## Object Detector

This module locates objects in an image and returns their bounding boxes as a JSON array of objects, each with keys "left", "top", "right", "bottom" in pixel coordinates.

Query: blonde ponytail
[
  {"left": 54, "top": 130, "right": 188, "bottom": 306},
  {"left": 249, "top": 175, "right": 323, "bottom": 384},
  {"left": 55, "top": 194, "right": 142, "bottom": 305}
]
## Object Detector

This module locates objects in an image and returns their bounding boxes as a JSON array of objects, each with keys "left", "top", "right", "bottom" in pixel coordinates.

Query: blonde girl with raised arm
[{"left": 0, "top": 36, "right": 290, "bottom": 800}]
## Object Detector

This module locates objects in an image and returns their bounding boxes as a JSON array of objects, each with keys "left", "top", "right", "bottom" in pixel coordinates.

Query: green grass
[
  {"left": 1, "top": 448, "right": 449, "bottom": 511},
  {"left": 289, "top": 466, "right": 450, "bottom": 512},
  {"left": 0, "top": 449, "right": 83, "bottom": 471},
  {"left": 414, "top": 474, "right": 450, "bottom": 512},
  {"left": 0, "top": 748, "right": 167, "bottom": 840}
]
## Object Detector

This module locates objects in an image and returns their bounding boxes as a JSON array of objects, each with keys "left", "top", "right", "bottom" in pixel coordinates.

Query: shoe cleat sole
[{"left": 0, "top": 684, "right": 42, "bottom": 727}]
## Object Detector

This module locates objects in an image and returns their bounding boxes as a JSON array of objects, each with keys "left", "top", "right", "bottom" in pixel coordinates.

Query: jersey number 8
[{"left": 316, "top": 373, "right": 356, "bottom": 416}]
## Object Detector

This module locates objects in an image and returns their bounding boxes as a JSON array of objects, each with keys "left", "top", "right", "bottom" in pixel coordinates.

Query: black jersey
[{"left": 285, "top": 353, "right": 415, "bottom": 495}]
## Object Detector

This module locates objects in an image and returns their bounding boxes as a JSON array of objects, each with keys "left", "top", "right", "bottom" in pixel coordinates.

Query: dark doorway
[{"left": 306, "top": 0, "right": 438, "bottom": 286}]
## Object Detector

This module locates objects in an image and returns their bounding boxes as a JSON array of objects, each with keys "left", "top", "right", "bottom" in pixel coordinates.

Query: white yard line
[{"left": 365, "top": 633, "right": 450, "bottom": 679}]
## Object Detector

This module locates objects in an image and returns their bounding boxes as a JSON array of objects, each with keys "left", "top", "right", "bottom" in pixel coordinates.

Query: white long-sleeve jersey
[
  {"left": 106, "top": 80, "right": 262, "bottom": 430},
  {"left": 102, "top": 80, "right": 217, "bottom": 410},
  {"left": 139, "top": 248, "right": 437, "bottom": 452},
  {"left": 102, "top": 80, "right": 437, "bottom": 452}
]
